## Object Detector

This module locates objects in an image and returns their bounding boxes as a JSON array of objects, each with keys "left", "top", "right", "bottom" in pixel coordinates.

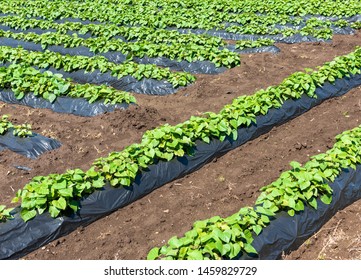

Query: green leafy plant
[
  {"left": 0, "top": 205, "right": 13, "bottom": 222},
  {"left": 0, "top": 45, "right": 195, "bottom": 88},
  {"left": 0, "top": 114, "right": 33, "bottom": 137},
  {"left": 9, "top": 46, "right": 361, "bottom": 223},
  {"left": 13, "top": 123, "right": 33, "bottom": 138},
  {"left": 148, "top": 123, "right": 361, "bottom": 260},
  {"left": 1, "top": 0, "right": 360, "bottom": 29},
  {"left": 0, "top": 29, "right": 241, "bottom": 68},
  {"left": 0, "top": 63, "right": 136, "bottom": 105},
  {"left": 12, "top": 168, "right": 105, "bottom": 222},
  {"left": 0, "top": 114, "right": 13, "bottom": 135}
]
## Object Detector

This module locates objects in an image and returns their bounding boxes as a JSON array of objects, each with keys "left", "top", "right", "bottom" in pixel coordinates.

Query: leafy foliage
[
  {"left": 0, "top": 29, "right": 241, "bottom": 68},
  {"left": 13, "top": 123, "right": 33, "bottom": 138},
  {"left": 0, "top": 0, "right": 359, "bottom": 41},
  {"left": 1, "top": 0, "right": 361, "bottom": 28},
  {"left": 0, "top": 114, "right": 33, "bottom": 137},
  {"left": 13, "top": 168, "right": 106, "bottom": 222},
  {"left": 148, "top": 124, "right": 361, "bottom": 260},
  {"left": 0, "top": 63, "right": 136, "bottom": 105},
  {"left": 0, "top": 205, "right": 14, "bottom": 222},
  {"left": 0, "top": 114, "right": 13, "bottom": 135},
  {"left": 10, "top": 46, "right": 361, "bottom": 223},
  {"left": 0, "top": 15, "right": 225, "bottom": 47},
  {"left": 0, "top": 46, "right": 195, "bottom": 88}
]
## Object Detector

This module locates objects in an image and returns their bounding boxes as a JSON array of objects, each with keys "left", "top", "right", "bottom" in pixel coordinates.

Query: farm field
[{"left": 0, "top": 0, "right": 361, "bottom": 260}]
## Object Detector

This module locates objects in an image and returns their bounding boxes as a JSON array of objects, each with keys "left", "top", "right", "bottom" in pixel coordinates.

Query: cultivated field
[{"left": 0, "top": 0, "right": 360, "bottom": 260}]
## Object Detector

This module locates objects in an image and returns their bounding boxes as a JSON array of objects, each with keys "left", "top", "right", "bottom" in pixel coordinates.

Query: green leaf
[
  {"left": 153, "top": 130, "right": 165, "bottom": 139},
  {"left": 230, "top": 243, "right": 241, "bottom": 259},
  {"left": 209, "top": 216, "right": 221, "bottom": 224},
  {"left": 288, "top": 198, "right": 296, "bottom": 209},
  {"left": 187, "top": 250, "right": 203, "bottom": 260},
  {"left": 20, "top": 208, "right": 37, "bottom": 222},
  {"left": 220, "top": 231, "right": 231, "bottom": 243},
  {"left": 35, "top": 197, "right": 47, "bottom": 206},
  {"left": 300, "top": 181, "right": 311, "bottom": 190},
  {"left": 194, "top": 220, "right": 207, "bottom": 229},
  {"left": 49, "top": 205, "right": 61, "bottom": 218},
  {"left": 52, "top": 197, "right": 67, "bottom": 210},
  {"left": 287, "top": 209, "right": 295, "bottom": 216},
  {"left": 110, "top": 178, "right": 119, "bottom": 186},
  {"left": 147, "top": 247, "right": 160, "bottom": 260},
  {"left": 290, "top": 161, "right": 301, "bottom": 169},
  {"left": 295, "top": 200, "right": 305, "bottom": 211},
  {"left": 120, "top": 177, "right": 131, "bottom": 186},
  {"left": 243, "top": 243, "right": 257, "bottom": 255},
  {"left": 58, "top": 187, "right": 73, "bottom": 198},
  {"left": 178, "top": 247, "right": 188, "bottom": 259},
  {"left": 53, "top": 180, "right": 67, "bottom": 190},
  {"left": 68, "top": 200, "right": 79, "bottom": 212},
  {"left": 260, "top": 214, "right": 270, "bottom": 224},
  {"left": 323, "top": 169, "right": 334, "bottom": 178},
  {"left": 86, "top": 168, "right": 98, "bottom": 178},
  {"left": 48, "top": 93, "right": 57, "bottom": 103},
  {"left": 308, "top": 197, "right": 318, "bottom": 209},
  {"left": 168, "top": 236, "right": 182, "bottom": 249},
  {"left": 320, "top": 194, "right": 332, "bottom": 205},
  {"left": 252, "top": 224, "right": 262, "bottom": 235},
  {"left": 256, "top": 206, "right": 275, "bottom": 216},
  {"left": 212, "top": 228, "right": 224, "bottom": 241},
  {"left": 221, "top": 244, "right": 231, "bottom": 256}
]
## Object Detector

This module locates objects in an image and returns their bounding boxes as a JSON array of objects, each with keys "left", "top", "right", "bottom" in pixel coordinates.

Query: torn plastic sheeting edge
[
  {"left": 0, "top": 128, "right": 61, "bottom": 159},
  {"left": 0, "top": 36, "right": 227, "bottom": 74},
  {"left": 225, "top": 45, "right": 280, "bottom": 54},
  {"left": 0, "top": 71, "right": 361, "bottom": 260},
  {"left": 237, "top": 164, "right": 361, "bottom": 260},
  {"left": 0, "top": 90, "right": 131, "bottom": 117},
  {"left": 226, "top": 22, "right": 355, "bottom": 36}
]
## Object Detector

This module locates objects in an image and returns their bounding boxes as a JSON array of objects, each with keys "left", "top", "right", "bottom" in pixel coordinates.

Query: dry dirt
[{"left": 0, "top": 31, "right": 361, "bottom": 260}]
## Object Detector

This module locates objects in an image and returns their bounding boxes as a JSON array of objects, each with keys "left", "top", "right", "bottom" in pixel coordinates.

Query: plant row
[
  {"left": 0, "top": 114, "right": 33, "bottom": 137},
  {"left": 0, "top": 15, "right": 225, "bottom": 47},
  {"left": 0, "top": 12, "right": 358, "bottom": 41},
  {"left": 0, "top": 63, "right": 136, "bottom": 104},
  {"left": 0, "top": 29, "right": 241, "bottom": 68},
  {"left": 235, "top": 39, "right": 275, "bottom": 50},
  {"left": 147, "top": 123, "right": 361, "bottom": 260},
  {"left": 0, "top": 113, "right": 32, "bottom": 223},
  {"left": 7, "top": 46, "right": 361, "bottom": 223},
  {"left": 225, "top": 16, "right": 360, "bottom": 40},
  {"left": 116, "top": 0, "right": 361, "bottom": 17},
  {"left": 0, "top": 0, "right": 360, "bottom": 29},
  {"left": 226, "top": 24, "right": 335, "bottom": 40},
  {"left": 0, "top": 205, "right": 13, "bottom": 223},
  {"left": 0, "top": 46, "right": 196, "bottom": 87}
]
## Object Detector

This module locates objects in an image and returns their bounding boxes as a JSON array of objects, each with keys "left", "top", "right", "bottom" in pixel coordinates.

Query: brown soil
[{"left": 1, "top": 31, "right": 361, "bottom": 260}]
